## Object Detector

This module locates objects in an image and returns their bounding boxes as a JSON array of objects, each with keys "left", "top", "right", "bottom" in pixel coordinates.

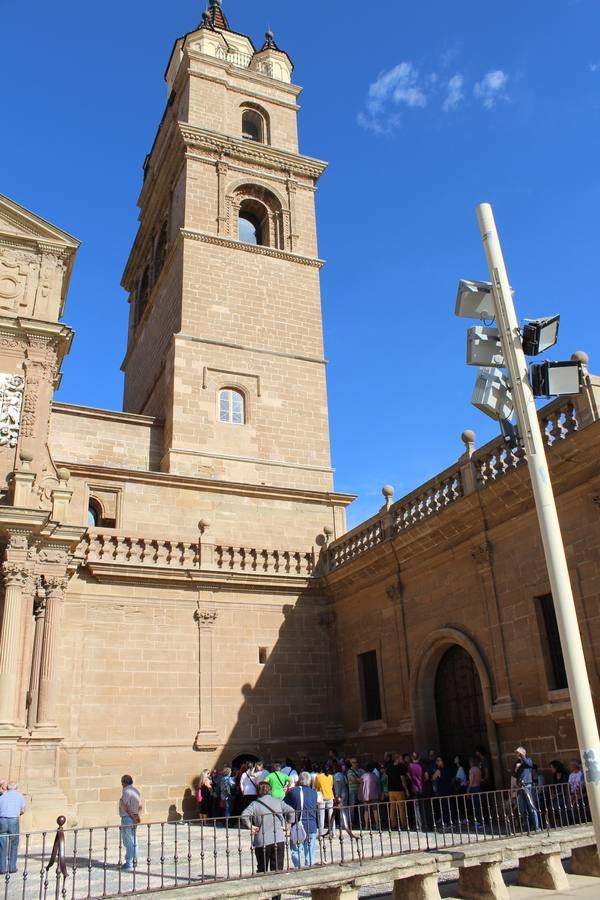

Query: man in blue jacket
[
  {"left": 515, "top": 746, "right": 541, "bottom": 832},
  {"left": 285, "top": 772, "right": 319, "bottom": 867}
]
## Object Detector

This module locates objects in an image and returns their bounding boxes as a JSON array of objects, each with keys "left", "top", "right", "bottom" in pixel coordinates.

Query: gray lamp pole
[{"left": 476, "top": 202, "right": 600, "bottom": 849}]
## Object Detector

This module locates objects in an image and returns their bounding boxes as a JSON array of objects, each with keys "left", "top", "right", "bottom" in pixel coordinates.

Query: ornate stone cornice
[
  {"left": 180, "top": 228, "right": 324, "bottom": 268},
  {"left": 178, "top": 123, "right": 327, "bottom": 181}
]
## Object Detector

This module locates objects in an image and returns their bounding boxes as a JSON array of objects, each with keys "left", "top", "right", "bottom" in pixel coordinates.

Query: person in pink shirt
[
  {"left": 359, "top": 764, "right": 381, "bottom": 829},
  {"left": 407, "top": 752, "right": 424, "bottom": 829}
]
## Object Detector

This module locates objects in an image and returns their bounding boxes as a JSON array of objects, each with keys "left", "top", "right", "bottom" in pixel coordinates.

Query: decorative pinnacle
[
  {"left": 210, "top": 0, "right": 222, "bottom": 6},
  {"left": 262, "top": 29, "right": 278, "bottom": 50}
]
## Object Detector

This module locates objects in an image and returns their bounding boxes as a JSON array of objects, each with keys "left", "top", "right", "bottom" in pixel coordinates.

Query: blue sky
[{"left": 2, "top": 1, "right": 599, "bottom": 527}]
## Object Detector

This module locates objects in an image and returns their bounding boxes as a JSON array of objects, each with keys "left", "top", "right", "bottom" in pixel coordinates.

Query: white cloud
[
  {"left": 358, "top": 62, "right": 428, "bottom": 134},
  {"left": 474, "top": 69, "right": 509, "bottom": 108},
  {"left": 443, "top": 74, "right": 465, "bottom": 111}
]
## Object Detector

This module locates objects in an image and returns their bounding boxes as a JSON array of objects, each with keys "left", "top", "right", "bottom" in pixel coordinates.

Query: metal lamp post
[{"left": 475, "top": 202, "right": 600, "bottom": 849}]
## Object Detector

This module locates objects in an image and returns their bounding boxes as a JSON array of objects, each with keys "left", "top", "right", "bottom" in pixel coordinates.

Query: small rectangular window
[
  {"left": 538, "top": 594, "right": 568, "bottom": 690},
  {"left": 258, "top": 646, "right": 268, "bottom": 665},
  {"left": 358, "top": 650, "right": 382, "bottom": 721}
]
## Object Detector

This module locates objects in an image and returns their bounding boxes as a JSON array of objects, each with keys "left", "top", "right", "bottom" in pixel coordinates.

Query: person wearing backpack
[{"left": 286, "top": 772, "right": 319, "bottom": 867}]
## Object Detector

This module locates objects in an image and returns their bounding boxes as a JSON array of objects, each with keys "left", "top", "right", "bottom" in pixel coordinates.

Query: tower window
[
  {"left": 238, "top": 210, "right": 263, "bottom": 245},
  {"left": 357, "top": 650, "right": 382, "bottom": 722},
  {"left": 242, "top": 109, "right": 264, "bottom": 142},
  {"left": 219, "top": 388, "right": 245, "bottom": 425}
]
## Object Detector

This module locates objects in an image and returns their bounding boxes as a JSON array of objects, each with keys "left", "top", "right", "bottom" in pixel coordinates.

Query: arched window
[
  {"left": 242, "top": 109, "right": 264, "bottom": 143},
  {"left": 219, "top": 388, "right": 245, "bottom": 425},
  {"left": 238, "top": 207, "right": 263, "bottom": 245},
  {"left": 241, "top": 104, "right": 269, "bottom": 144},
  {"left": 232, "top": 184, "right": 284, "bottom": 249},
  {"left": 88, "top": 498, "right": 103, "bottom": 527}
]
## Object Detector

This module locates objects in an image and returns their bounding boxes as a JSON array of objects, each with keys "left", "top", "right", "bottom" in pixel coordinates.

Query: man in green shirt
[{"left": 265, "top": 763, "right": 291, "bottom": 799}]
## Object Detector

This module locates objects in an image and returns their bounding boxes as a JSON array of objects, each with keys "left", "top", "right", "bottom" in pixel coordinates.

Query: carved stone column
[
  {"left": 0, "top": 561, "right": 27, "bottom": 727},
  {"left": 193, "top": 604, "right": 219, "bottom": 751},
  {"left": 35, "top": 575, "right": 68, "bottom": 729},
  {"left": 27, "top": 591, "right": 46, "bottom": 729}
]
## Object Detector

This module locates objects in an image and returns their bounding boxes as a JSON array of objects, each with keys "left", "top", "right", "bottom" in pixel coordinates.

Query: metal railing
[{"left": 0, "top": 784, "right": 590, "bottom": 899}]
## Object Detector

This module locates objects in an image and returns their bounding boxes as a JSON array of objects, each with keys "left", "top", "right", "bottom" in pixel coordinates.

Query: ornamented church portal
[{"left": 434, "top": 645, "right": 487, "bottom": 764}]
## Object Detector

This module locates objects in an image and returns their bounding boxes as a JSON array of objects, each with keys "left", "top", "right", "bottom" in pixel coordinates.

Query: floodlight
[
  {"left": 530, "top": 360, "right": 582, "bottom": 398},
  {"left": 466, "top": 326, "right": 504, "bottom": 367},
  {"left": 455, "top": 279, "right": 496, "bottom": 320},
  {"left": 521, "top": 315, "right": 560, "bottom": 356},
  {"left": 471, "top": 367, "right": 513, "bottom": 421}
]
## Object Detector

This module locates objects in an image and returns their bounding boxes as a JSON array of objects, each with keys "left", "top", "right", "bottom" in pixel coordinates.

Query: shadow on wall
[{"left": 169, "top": 581, "right": 342, "bottom": 821}]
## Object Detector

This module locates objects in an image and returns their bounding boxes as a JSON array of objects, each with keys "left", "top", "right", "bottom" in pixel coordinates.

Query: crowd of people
[
  {"left": 0, "top": 747, "right": 588, "bottom": 880},
  {"left": 189, "top": 744, "right": 588, "bottom": 836}
]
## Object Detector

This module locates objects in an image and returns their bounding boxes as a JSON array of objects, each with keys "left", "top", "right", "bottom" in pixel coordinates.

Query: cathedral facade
[{"left": 1, "top": 1, "right": 600, "bottom": 829}]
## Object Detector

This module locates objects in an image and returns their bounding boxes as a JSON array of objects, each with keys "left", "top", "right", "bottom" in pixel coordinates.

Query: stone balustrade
[
  {"left": 78, "top": 533, "right": 314, "bottom": 577},
  {"left": 326, "top": 377, "right": 599, "bottom": 572},
  {"left": 214, "top": 545, "right": 314, "bottom": 575}
]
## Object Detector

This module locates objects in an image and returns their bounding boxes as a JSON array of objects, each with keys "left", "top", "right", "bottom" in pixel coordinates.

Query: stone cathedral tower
[
  {"left": 121, "top": 0, "right": 333, "bottom": 494},
  {"left": 0, "top": 1, "right": 351, "bottom": 826}
]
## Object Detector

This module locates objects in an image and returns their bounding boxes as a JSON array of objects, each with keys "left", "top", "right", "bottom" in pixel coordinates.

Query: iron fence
[{"left": 0, "top": 783, "right": 590, "bottom": 899}]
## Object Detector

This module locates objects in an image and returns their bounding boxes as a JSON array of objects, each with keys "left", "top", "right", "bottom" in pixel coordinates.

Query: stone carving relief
[
  {"left": 0, "top": 252, "right": 29, "bottom": 312},
  {"left": 0, "top": 373, "right": 24, "bottom": 448}
]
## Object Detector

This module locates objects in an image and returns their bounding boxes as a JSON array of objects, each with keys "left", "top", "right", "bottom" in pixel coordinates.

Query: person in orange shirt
[{"left": 313, "top": 763, "right": 335, "bottom": 834}]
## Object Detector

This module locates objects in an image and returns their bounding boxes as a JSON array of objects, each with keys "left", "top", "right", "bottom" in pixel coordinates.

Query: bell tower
[{"left": 121, "top": 0, "right": 334, "bottom": 491}]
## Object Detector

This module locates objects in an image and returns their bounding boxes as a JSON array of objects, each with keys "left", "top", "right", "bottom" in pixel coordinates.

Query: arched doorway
[{"left": 434, "top": 645, "right": 487, "bottom": 764}]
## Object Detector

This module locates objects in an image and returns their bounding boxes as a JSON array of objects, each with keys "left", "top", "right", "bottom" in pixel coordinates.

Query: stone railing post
[
  {"left": 193, "top": 604, "right": 219, "bottom": 751},
  {"left": 0, "top": 561, "right": 27, "bottom": 727},
  {"left": 571, "top": 352, "right": 600, "bottom": 428},
  {"left": 458, "top": 429, "right": 479, "bottom": 495},
  {"left": 35, "top": 575, "right": 68, "bottom": 729},
  {"left": 198, "top": 519, "right": 214, "bottom": 569},
  {"left": 50, "top": 468, "right": 73, "bottom": 523},
  {"left": 10, "top": 450, "right": 36, "bottom": 508}
]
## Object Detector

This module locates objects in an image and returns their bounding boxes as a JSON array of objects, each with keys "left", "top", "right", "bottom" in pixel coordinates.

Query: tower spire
[{"left": 201, "top": 0, "right": 229, "bottom": 31}]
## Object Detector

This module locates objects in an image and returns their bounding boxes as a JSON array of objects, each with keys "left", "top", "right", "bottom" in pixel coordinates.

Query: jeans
[
  {"left": 518, "top": 786, "right": 540, "bottom": 832},
  {"left": 0, "top": 818, "right": 20, "bottom": 873},
  {"left": 120, "top": 815, "right": 137, "bottom": 867},
  {"left": 291, "top": 830, "right": 317, "bottom": 867}
]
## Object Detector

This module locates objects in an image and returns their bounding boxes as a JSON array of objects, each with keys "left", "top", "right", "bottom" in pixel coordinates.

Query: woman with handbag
[
  {"left": 241, "top": 781, "right": 295, "bottom": 895},
  {"left": 286, "top": 772, "right": 319, "bottom": 867}
]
